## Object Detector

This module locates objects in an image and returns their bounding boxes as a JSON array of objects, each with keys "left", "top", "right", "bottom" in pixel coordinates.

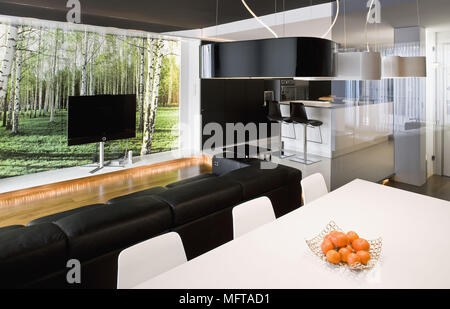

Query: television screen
[{"left": 67, "top": 95, "right": 136, "bottom": 146}]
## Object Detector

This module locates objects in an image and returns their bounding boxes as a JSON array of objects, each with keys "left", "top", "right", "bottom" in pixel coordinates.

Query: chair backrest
[
  {"left": 301, "top": 173, "right": 328, "bottom": 204},
  {"left": 290, "top": 102, "right": 309, "bottom": 123},
  {"left": 267, "top": 101, "right": 283, "bottom": 119},
  {"left": 232, "top": 196, "right": 276, "bottom": 238},
  {"left": 117, "top": 232, "right": 187, "bottom": 289}
]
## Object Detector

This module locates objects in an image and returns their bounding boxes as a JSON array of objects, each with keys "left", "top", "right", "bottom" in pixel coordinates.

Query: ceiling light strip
[
  {"left": 241, "top": 0, "right": 279, "bottom": 38},
  {"left": 365, "top": 0, "right": 375, "bottom": 51},
  {"left": 321, "top": 0, "right": 340, "bottom": 39}
]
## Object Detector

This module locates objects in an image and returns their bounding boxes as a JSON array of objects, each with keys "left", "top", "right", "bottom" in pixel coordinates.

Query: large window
[{"left": 0, "top": 21, "right": 180, "bottom": 178}]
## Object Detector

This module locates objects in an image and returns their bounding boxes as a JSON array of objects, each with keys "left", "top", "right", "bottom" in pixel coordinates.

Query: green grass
[{"left": 0, "top": 107, "right": 179, "bottom": 178}]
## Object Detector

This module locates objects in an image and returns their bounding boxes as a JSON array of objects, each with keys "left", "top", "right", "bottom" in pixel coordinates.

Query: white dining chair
[
  {"left": 117, "top": 232, "right": 187, "bottom": 289},
  {"left": 232, "top": 196, "right": 276, "bottom": 239},
  {"left": 301, "top": 173, "right": 328, "bottom": 205}
]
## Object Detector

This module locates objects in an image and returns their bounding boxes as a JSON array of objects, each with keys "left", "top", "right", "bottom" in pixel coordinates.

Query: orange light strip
[{"left": 0, "top": 155, "right": 212, "bottom": 208}]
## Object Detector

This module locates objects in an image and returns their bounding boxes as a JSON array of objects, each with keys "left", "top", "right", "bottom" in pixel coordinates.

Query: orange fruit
[
  {"left": 357, "top": 251, "right": 371, "bottom": 265},
  {"left": 323, "top": 234, "right": 333, "bottom": 242},
  {"left": 347, "top": 231, "right": 359, "bottom": 242},
  {"left": 321, "top": 239, "right": 334, "bottom": 254},
  {"left": 347, "top": 253, "right": 361, "bottom": 266},
  {"left": 330, "top": 232, "right": 350, "bottom": 248},
  {"left": 339, "top": 247, "right": 351, "bottom": 262},
  {"left": 352, "top": 238, "right": 370, "bottom": 252},
  {"left": 326, "top": 250, "right": 341, "bottom": 264},
  {"left": 346, "top": 245, "right": 354, "bottom": 252}
]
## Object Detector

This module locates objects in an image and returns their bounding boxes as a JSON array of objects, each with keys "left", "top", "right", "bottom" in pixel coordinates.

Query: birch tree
[
  {"left": 1, "top": 27, "right": 14, "bottom": 126},
  {"left": 6, "top": 63, "right": 15, "bottom": 130},
  {"left": 141, "top": 39, "right": 164, "bottom": 156},
  {"left": 80, "top": 31, "right": 88, "bottom": 96},
  {"left": 138, "top": 37, "right": 146, "bottom": 132},
  {"left": 50, "top": 29, "right": 60, "bottom": 122},
  {"left": 12, "top": 49, "right": 22, "bottom": 134},
  {"left": 0, "top": 25, "right": 18, "bottom": 113}
]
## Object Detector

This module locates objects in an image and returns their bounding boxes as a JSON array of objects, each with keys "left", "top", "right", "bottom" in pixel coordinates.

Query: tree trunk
[
  {"left": 139, "top": 37, "right": 146, "bottom": 132},
  {"left": 33, "top": 82, "right": 38, "bottom": 117},
  {"left": 50, "top": 30, "right": 59, "bottom": 122},
  {"left": 38, "top": 79, "right": 43, "bottom": 116},
  {"left": 89, "top": 60, "right": 94, "bottom": 95},
  {"left": 44, "top": 80, "right": 50, "bottom": 114},
  {"left": 72, "top": 43, "right": 77, "bottom": 97},
  {"left": 167, "top": 58, "right": 173, "bottom": 106},
  {"left": 0, "top": 25, "right": 18, "bottom": 105},
  {"left": 36, "top": 29, "right": 44, "bottom": 116},
  {"left": 12, "top": 50, "right": 22, "bottom": 134},
  {"left": 6, "top": 63, "right": 15, "bottom": 130},
  {"left": 141, "top": 39, "right": 164, "bottom": 156},
  {"left": 2, "top": 98, "right": 6, "bottom": 126},
  {"left": 81, "top": 32, "right": 88, "bottom": 96}
]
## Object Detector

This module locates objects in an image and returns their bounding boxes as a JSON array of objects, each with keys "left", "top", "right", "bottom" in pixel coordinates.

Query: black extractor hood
[{"left": 201, "top": 37, "right": 336, "bottom": 79}]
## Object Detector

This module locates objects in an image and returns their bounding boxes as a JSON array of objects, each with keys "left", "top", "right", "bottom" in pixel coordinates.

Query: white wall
[{"left": 178, "top": 39, "right": 202, "bottom": 157}]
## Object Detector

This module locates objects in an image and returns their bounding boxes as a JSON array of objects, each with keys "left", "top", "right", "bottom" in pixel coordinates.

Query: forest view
[{"left": 0, "top": 23, "right": 180, "bottom": 179}]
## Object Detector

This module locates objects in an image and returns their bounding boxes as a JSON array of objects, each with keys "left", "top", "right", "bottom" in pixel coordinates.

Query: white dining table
[{"left": 134, "top": 179, "right": 450, "bottom": 289}]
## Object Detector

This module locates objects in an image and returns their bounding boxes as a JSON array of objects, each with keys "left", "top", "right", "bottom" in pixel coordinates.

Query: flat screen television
[{"left": 67, "top": 94, "right": 136, "bottom": 146}]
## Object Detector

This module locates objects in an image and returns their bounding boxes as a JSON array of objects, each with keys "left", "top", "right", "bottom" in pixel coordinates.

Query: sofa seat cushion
[
  {"left": 106, "top": 186, "right": 167, "bottom": 204},
  {"left": 166, "top": 174, "right": 215, "bottom": 188},
  {"left": 0, "top": 223, "right": 68, "bottom": 288},
  {"left": 27, "top": 204, "right": 105, "bottom": 226},
  {"left": 153, "top": 178, "right": 242, "bottom": 226},
  {"left": 54, "top": 196, "right": 172, "bottom": 262},
  {"left": 220, "top": 166, "right": 289, "bottom": 200}
]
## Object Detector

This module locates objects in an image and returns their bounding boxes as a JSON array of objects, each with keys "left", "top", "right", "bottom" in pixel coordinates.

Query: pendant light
[
  {"left": 382, "top": 0, "right": 426, "bottom": 78},
  {"left": 334, "top": 0, "right": 381, "bottom": 80},
  {"left": 241, "top": 0, "right": 278, "bottom": 38},
  {"left": 201, "top": 1, "right": 336, "bottom": 79},
  {"left": 336, "top": 51, "right": 381, "bottom": 80},
  {"left": 382, "top": 55, "right": 426, "bottom": 78}
]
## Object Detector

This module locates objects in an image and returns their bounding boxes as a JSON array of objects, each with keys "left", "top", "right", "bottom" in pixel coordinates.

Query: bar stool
[
  {"left": 266, "top": 101, "right": 294, "bottom": 159},
  {"left": 289, "top": 102, "right": 323, "bottom": 165}
]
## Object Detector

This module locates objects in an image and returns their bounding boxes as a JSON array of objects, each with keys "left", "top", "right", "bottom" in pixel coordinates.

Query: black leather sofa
[{"left": 0, "top": 156, "right": 302, "bottom": 289}]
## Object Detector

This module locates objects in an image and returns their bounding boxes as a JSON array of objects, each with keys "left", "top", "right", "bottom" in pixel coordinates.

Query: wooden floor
[
  {"left": 386, "top": 175, "right": 450, "bottom": 202},
  {"left": 0, "top": 156, "right": 211, "bottom": 227}
]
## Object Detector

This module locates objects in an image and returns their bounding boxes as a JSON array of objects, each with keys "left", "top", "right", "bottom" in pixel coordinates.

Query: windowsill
[{"left": 0, "top": 149, "right": 192, "bottom": 194}]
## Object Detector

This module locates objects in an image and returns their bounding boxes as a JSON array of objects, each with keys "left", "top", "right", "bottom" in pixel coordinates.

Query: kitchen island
[{"left": 278, "top": 100, "right": 394, "bottom": 190}]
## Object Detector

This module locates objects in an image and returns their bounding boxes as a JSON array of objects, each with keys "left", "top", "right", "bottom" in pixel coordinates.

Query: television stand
[{"left": 89, "top": 142, "right": 128, "bottom": 174}]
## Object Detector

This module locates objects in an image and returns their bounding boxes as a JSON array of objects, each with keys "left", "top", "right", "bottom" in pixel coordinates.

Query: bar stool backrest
[
  {"left": 267, "top": 101, "right": 283, "bottom": 120},
  {"left": 290, "top": 103, "right": 308, "bottom": 123}
]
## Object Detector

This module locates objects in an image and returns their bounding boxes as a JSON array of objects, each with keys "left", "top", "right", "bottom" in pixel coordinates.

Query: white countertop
[
  {"left": 280, "top": 100, "right": 337, "bottom": 108},
  {"left": 134, "top": 179, "right": 450, "bottom": 289},
  {"left": 280, "top": 100, "right": 394, "bottom": 109}
]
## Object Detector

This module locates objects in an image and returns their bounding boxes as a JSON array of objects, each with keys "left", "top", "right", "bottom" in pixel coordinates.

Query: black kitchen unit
[{"left": 201, "top": 79, "right": 273, "bottom": 148}]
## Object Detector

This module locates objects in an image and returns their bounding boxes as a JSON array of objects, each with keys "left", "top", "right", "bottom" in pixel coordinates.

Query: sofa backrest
[
  {"left": 152, "top": 178, "right": 242, "bottom": 226},
  {"left": 0, "top": 223, "right": 68, "bottom": 288},
  {"left": 53, "top": 196, "right": 172, "bottom": 263}
]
